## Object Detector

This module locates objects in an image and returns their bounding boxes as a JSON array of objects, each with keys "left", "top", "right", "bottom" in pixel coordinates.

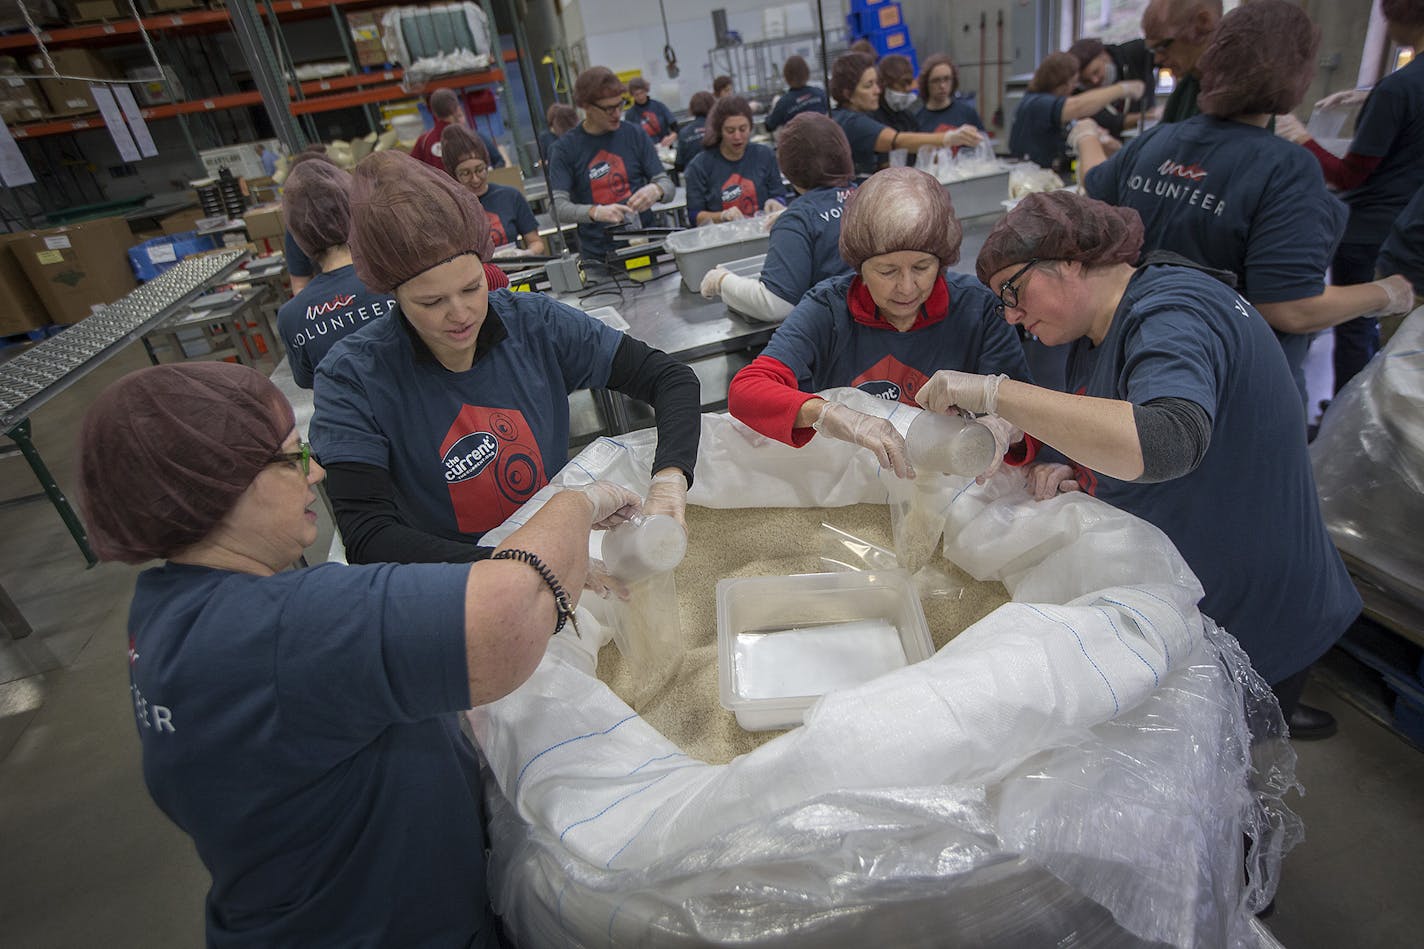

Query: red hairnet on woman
[
  {"left": 916, "top": 188, "right": 1361, "bottom": 741},
  {"left": 78, "top": 360, "right": 641, "bottom": 945},
  {"left": 727, "top": 166, "right": 1030, "bottom": 478},
  {"left": 684, "top": 95, "right": 788, "bottom": 225},
  {"left": 309, "top": 150, "right": 701, "bottom": 566}
]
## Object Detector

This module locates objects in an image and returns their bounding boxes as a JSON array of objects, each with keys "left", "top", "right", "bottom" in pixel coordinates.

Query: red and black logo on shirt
[
  {"left": 719, "top": 174, "right": 759, "bottom": 218},
  {"left": 587, "top": 149, "right": 632, "bottom": 206},
  {"left": 640, "top": 112, "right": 662, "bottom": 138},
  {"left": 440, "top": 405, "right": 546, "bottom": 534},
  {"left": 852, "top": 355, "right": 928, "bottom": 405},
  {"left": 484, "top": 209, "right": 508, "bottom": 248}
]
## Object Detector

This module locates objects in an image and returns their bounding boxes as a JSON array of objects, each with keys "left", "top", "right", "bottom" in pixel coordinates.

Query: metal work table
[{"left": 142, "top": 283, "right": 280, "bottom": 368}]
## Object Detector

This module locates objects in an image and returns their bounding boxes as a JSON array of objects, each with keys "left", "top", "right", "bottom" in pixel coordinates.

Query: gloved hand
[
  {"left": 644, "top": 470, "right": 688, "bottom": 527},
  {"left": 943, "top": 125, "right": 983, "bottom": 149},
  {"left": 1377, "top": 273, "right": 1417, "bottom": 315},
  {"left": 974, "top": 415, "right": 1023, "bottom": 482},
  {"left": 915, "top": 370, "right": 1009, "bottom": 416},
  {"left": 718, "top": 207, "right": 745, "bottom": 223},
  {"left": 1067, "top": 118, "right": 1105, "bottom": 151},
  {"left": 590, "top": 203, "right": 635, "bottom": 224},
  {"left": 583, "top": 557, "right": 630, "bottom": 601},
  {"left": 626, "top": 183, "right": 665, "bottom": 212},
  {"left": 762, "top": 198, "right": 787, "bottom": 215},
  {"left": 491, "top": 245, "right": 521, "bottom": 258},
  {"left": 813, "top": 401, "right": 914, "bottom": 479},
  {"left": 571, "top": 480, "right": 643, "bottom": 528},
  {"left": 1024, "top": 462, "right": 1082, "bottom": 501},
  {"left": 1273, "top": 113, "right": 1310, "bottom": 144},
  {"left": 1316, "top": 88, "right": 1369, "bottom": 111},
  {"left": 1116, "top": 79, "right": 1146, "bottom": 100},
  {"left": 660, "top": 132, "right": 679, "bottom": 147},
  {"left": 700, "top": 266, "right": 730, "bottom": 299}
]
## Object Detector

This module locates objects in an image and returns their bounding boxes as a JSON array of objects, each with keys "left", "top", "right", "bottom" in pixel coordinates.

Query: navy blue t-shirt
[
  {"left": 759, "top": 184, "right": 855, "bottom": 304},
  {"left": 284, "top": 231, "right": 313, "bottom": 279},
  {"left": 766, "top": 86, "right": 830, "bottom": 131},
  {"left": 1009, "top": 92, "right": 1067, "bottom": 171},
  {"left": 1378, "top": 181, "right": 1424, "bottom": 295},
  {"left": 1339, "top": 56, "right": 1424, "bottom": 246},
  {"left": 674, "top": 118, "right": 708, "bottom": 172},
  {"left": 916, "top": 100, "right": 986, "bottom": 133},
  {"left": 1084, "top": 115, "right": 1348, "bottom": 401},
  {"left": 625, "top": 98, "right": 677, "bottom": 140},
  {"left": 127, "top": 560, "right": 498, "bottom": 948},
  {"left": 478, "top": 182, "right": 539, "bottom": 248},
  {"left": 761, "top": 271, "right": 1031, "bottom": 404},
  {"left": 311, "top": 290, "right": 622, "bottom": 543},
  {"left": 548, "top": 122, "right": 664, "bottom": 260},
  {"left": 1060, "top": 265, "right": 1359, "bottom": 684},
  {"left": 277, "top": 265, "right": 396, "bottom": 389},
  {"left": 684, "top": 143, "right": 787, "bottom": 220},
  {"left": 831, "top": 108, "right": 888, "bottom": 176}
]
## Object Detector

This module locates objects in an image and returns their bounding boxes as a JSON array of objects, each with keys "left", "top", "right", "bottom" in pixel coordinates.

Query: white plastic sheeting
[{"left": 472, "top": 398, "right": 1298, "bottom": 948}]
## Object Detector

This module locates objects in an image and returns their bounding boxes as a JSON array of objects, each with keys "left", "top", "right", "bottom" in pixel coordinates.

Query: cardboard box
[
  {"left": 347, "top": 9, "right": 392, "bottom": 68},
  {"left": 0, "top": 73, "right": 46, "bottom": 124},
  {"left": 10, "top": 217, "right": 138, "bottom": 326},
  {"left": 160, "top": 207, "right": 206, "bottom": 236},
  {"left": 242, "top": 204, "right": 284, "bottom": 241},
  {"left": 28, "top": 48, "right": 110, "bottom": 118},
  {"left": 54, "top": 0, "right": 123, "bottom": 23},
  {"left": 124, "top": 64, "right": 184, "bottom": 106},
  {"left": 0, "top": 234, "right": 52, "bottom": 337}
]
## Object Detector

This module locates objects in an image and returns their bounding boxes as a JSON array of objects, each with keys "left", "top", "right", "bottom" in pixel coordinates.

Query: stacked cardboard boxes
[
  {"left": 27, "top": 49, "right": 111, "bottom": 118},
  {"left": 0, "top": 234, "right": 53, "bottom": 337},
  {"left": 0, "top": 72, "right": 46, "bottom": 124},
  {"left": 347, "top": 8, "right": 393, "bottom": 68}
]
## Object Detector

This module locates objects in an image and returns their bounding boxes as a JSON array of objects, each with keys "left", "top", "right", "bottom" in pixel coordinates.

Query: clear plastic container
[
  {"left": 600, "top": 513, "right": 687, "bottom": 583},
  {"left": 716, "top": 570, "right": 932, "bottom": 731},
  {"left": 904, "top": 410, "right": 998, "bottom": 477}
]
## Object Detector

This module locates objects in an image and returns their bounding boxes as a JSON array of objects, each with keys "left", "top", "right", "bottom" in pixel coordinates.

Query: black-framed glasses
[
  {"left": 272, "top": 440, "right": 312, "bottom": 476},
  {"left": 1147, "top": 36, "right": 1176, "bottom": 56},
  {"left": 995, "top": 258, "right": 1039, "bottom": 313},
  {"left": 591, "top": 99, "right": 624, "bottom": 117}
]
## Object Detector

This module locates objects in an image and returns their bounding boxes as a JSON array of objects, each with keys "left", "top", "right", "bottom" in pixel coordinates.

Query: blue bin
[
  {"left": 847, "top": 2, "right": 901, "bottom": 35},
  {"left": 128, "top": 230, "right": 220, "bottom": 282}
]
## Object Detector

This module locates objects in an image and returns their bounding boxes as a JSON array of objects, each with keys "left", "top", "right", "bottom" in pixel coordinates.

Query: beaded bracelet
[{"left": 492, "top": 549, "right": 578, "bottom": 635}]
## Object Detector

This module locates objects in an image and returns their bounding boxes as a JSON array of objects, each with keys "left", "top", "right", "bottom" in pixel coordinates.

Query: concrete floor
[{"left": 3, "top": 341, "right": 1423, "bottom": 948}]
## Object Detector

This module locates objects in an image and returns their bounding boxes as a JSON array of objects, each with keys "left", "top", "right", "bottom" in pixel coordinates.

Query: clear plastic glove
[
  {"left": 571, "top": 480, "right": 642, "bottom": 528},
  {"left": 1067, "top": 118, "right": 1104, "bottom": 151},
  {"left": 1316, "top": 88, "right": 1369, "bottom": 111},
  {"left": 1025, "top": 462, "right": 1082, "bottom": 501},
  {"left": 491, "top": 245, "right": 521, "bottom": 259},
  {"left": 590, "top": 203, "right": 635, "bottom": 224},
  {"left": 915, "top": 370, "right": 1009, "bottom": 416},
  {"left": 718, "top": 207, "right": 745, "bottom": 223},
  {"left": 1273, "top": 113, "right": 1310, "bottom": 144},
  {"left": 700, "top": 266, "right": 730, "bottom": 299},
  {"left": 644, "top": 470, "right": 688, "bottom": 527},
  {"left": 762, "top": 198, "right": 787, "bottom": 215},
  {"left": 659, "top": 132, "right": 679, "bottom": 148},
  {"left": 974, "top": 415, "right": 1023, "bottom": 483},
  {"left": 626, "top": 183, "right": 664, "bottom": 212},
  {"left": 1116, "top": 79, "right": 1146, "bottom": 100},
  {"left": 583, "top": 557, "right": 630, "bottom": 601},
  {"left": 813, "top": 401, "right": 914, "bottom": 479},
  {"left": 1377, "top": 273, "right": 1416, "bottom": 315},
  {"left": 944, "top": 125, "right": 983, "bottom": 149},
  {"left": 548, "top": 603, "right": 617, "bottom": 674}
]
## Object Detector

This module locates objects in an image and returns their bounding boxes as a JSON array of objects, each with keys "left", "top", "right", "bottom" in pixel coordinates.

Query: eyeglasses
[
  {"left": 995, "top": 258, "right": 1039, "bottom": 313},
  {"left": 591, "top": 99, "right": 624, "bottom": 117},
  {"left": 459, "top": 163, "right": 488, "bottom": 180},
  {"left": 272, "top": 440, "right": 312, "bottom": 476},
  {"left": 1147, "top": 36, "right": 1176, "bottom": 56}
]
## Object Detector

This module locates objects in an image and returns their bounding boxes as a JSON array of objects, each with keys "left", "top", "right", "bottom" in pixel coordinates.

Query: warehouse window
[{"left": 1073, "top": 0, "right": 1242, "bottom": 47}]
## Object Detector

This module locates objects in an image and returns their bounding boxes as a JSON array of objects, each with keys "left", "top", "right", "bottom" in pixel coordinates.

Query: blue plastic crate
[
  {"left": 127, "top": 231, "right": 220, "bottom": 282},
  {"left": 847, "top": 2, "right": 902, "bottom": 35},
  {"left": 850, "top": 0, "right": 891, "bottom": 10}
]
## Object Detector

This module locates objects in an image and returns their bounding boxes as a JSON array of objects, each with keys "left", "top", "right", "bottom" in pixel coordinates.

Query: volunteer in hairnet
[
  {"left": 548, "top": 67, "right": 674, "bottom": 263},
  {"left": 442, "top": 124, "right": 547, "bottom": 255},
  {"left": 699, "top": 113, "right": 856, "bottom": 322},
  {"left": 916, "top": 190, "right": 1360, "bottom": 733},
  {"left": 727, "top": 167, "right": 1029, "bottom": 478},
  {"left": 277, "top": 159, "right": 395, "bottom": 388},
  {"left": 1077, "top": 0, "right": 1415, "bottom": 410},
  {"left": 674, "top": 91, "right": 716, "bottom": 177},
  {"left": 78, "top": 360, "right": 641, "bottom": 946},
  {"left": 684, "top": 95, "right": 788, "bottom": 225},
  {"left": 915, "top": 54, "right": 986, "bottom": 135},
  {"left": 1008, "top": 52, "right": 1143, "bottom": 174},
  {"left": 624, "top": 76, "right": 678, "bottom": 146},
  {"left": 764, "top": 55, "right": 829, "bottom": 133},
  {"left": 310, "top": 152, "right": 699, "bottom": 566}
]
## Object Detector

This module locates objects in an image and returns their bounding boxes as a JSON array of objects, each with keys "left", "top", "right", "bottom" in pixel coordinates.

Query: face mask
[{"left": 885, "top": 89, "right": 917, "bottom": 112}]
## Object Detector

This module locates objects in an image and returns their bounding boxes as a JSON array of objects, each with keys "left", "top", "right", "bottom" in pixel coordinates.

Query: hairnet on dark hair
[
  {"left": 840, "top": 167, "right": 963, "bottom": 270},
  {"left": 703, "top": 95, "right": 754, "bottom": 148},
  {"left": 429, "top": 88, "right": 461, "bottom": 119},
  {"left": 546, "top": 103, "right": 578, "bottom": 135},
  {"left": 349, "top": 150, "right": 492, "bottom": 292},
  {"left": 627, "top": 76, "right": 650, "bottom": 93},
  {"left": 975, "top": 191, "right": 1144, "bottom": 284},
  {"left": 1029, "top": 52, "right": 1080, "bottom": 93},
  {"left": 282, "top": 160, "right": 354, "bottom": 258},
  {"left": 1068, "top": 37, "right": 1107, "bottom": 68},
  {"left": 573, "top": 66, "right": 625, "bottom": 107},
  {"left": 877, "top": 54, "right": 914, "bottom": 87},
  {"left": 440, "top": 123, "right": 490, "bottom": 177},
  {"left": 830, "top": 51, "right": 876, "bottom": 106},
  {"left": 916, "top": 54, "right": 959, "bottom": 99},
  {"left": 688, "top": 91, "right": 715, "bottom": 118},
  {"left": 783, "top": 55, "right": 810, "bottom": 88},
  {"left": 1197, "top": 0, "right": 1319, "bottom": 118},
  {"left": 79, "top": 363, "right": 294, "bottom": 563},
  {"left": 776, "top": 113, "right": 854, "bottom": 191},
  {"left": 713, "top": 75, "right": 733, "bottom": 94},
  {"left": 287, "top": 145, "right": 335, "bottom": 174}
]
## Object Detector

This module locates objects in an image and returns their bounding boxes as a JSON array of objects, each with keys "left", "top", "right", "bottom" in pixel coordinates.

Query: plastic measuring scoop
[
  {"left": 904, "top": 410, "right": 999, "bottom": 477},
  {"left": 600, "top": 513, "right": 688, "bottom": 582}
]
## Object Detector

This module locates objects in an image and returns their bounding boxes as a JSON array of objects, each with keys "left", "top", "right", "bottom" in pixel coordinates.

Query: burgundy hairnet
[
  {"left": 830, "top": 51, "right": 875, "bottom": 106},
  {"left": 1068, "top": 37, "right": 1106, "bottom": 69},
  {"left": 1197, "top": 0, "right": 1318, "bottom": 118},
  {"left": 1029, "top": 52, "right": 1080, "bottom": 93},
  {"left": 348, "top": 150, "right": 492, "bottom": 292},
  {"left": 282, "top": 159, "right": 353, "bottom": 258},
  {"left": 840, "top": 167, "right": 962, "bottom": 270},
  {"left": 703, "top": 95, "right": 754, "bottom": 148},
  {"left": 440, "top": 123, "right": 490, "bottom": 177},
  {"left": 975, "top": 190, "right": 1144, "bottom": 285},
  {"left": 546, "top": 102, "right": 578, "bottom": 135},
  {"left": 78, "top": 363, "right": 294, "bottom": 564},
  {"left": 574, "top": 66, "right": 624, "bottom": 107},
  {"left": 776, "top": 113, "right": 854, "bottom": 191}
]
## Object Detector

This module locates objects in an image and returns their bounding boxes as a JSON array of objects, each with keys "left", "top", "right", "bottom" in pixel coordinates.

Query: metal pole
[
  {"left": 479, "top": 0, "right": 524, "bottom": 167},
  {"left": 816, "top": 0, "right": 830, "bottom": 92},
  {"left": 5, "top": 419, "right": 98, "bottom": 567},
  {"left": 504, "top": 0, "right": 548, "bottom": 175},
  {"left": 227, "top": 0, "right": 308, "bottom": 152}
]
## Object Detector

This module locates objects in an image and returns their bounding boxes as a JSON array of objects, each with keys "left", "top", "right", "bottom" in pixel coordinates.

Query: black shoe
[{"left": 1287, "top": 703, "right": 1338, "bottom": 741}]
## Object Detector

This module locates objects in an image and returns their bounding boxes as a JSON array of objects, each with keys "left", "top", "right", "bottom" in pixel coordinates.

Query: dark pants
[
  {"left": 1270, "top": 666, "right": 1313, "bottom": 723},
  {"left": 1331, "top": 241, "right": 1383, "bottom": 393}
]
